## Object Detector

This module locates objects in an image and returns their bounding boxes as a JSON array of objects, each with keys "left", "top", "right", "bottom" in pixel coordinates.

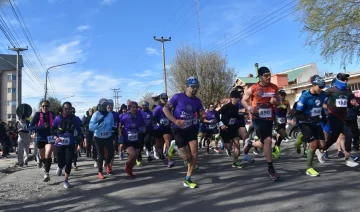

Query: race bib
[
  {"left": 229, "top": 118, "right": 236, "bottom": 125},
  {"left": 98, "top": 131, "right": 110, "bottom": 138},
  {"left": 59, "top": 137, "right": 70, "bottom": 146},
  {"left": 160, "top": 118, "right": 169, "bottom": 126},
  {"left": 209, "top": 124, "right": 216, "bottom": 129},
  {"left": 277, "top": 117, "right": 286, "bottom": 124},
  {"left": 128, "top": 132, "right": 138, "bottom": 141},
  {"left": 311, "top": 107, "right": 322, "bottom": 117},
  {"left": 259, "top": 108, "right": 272, "bottom": 118},
  {"left": 184, "top": 119, "right": 193, "bottom": 128},
  {"left": 47, "top": 136, "right": 55, "bottom": 144},
  {"left": 336, "top": 99, "right": 348, "bottom": 108}
]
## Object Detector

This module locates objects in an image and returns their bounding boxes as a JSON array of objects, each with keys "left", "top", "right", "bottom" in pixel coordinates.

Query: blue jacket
[{"left": 89, "top": 111, "right": 114, "bottom": 139}]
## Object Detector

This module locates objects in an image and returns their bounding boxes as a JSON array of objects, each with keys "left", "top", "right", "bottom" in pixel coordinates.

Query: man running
[
  {"left": 202, "top": 103, "right": 218, "bottom": 154},
  {"left": 163, "top": 76, "right": 205, "bottom": 188},
  {"left": 241, "top": 66, "right": 280, "bottom": 181}
]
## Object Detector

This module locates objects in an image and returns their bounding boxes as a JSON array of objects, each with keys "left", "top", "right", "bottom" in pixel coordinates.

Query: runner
[
  {"left": 152, "top": 93, "right": 174, "bottom": 167},
  {"left": 321, "top": 73, "right": 358, "bottom": 167},
  {"left": 217, "top": 90, "right": 245, "bottom": 168},
  {"left": 295, "top": 75, "right": 327, "bottom": 176},
  {"left": 118, "top": 104, "right": 128, "bottom": 160},
  {"left": 83, "top": 109, "right": 96, "bottom": 163},
  {"left": 15, "top": 115, "right": 31, "bottom": 167},
  {"left": 241, "top": 66, "right": 280, "bottom": 181},
  {"left": 89, "top": 98, "right": 115, "bottom": 179},
  {"left": 52, "top": 102, "right": 82, "bottom": 188},
  {"left": 107, "top": 99, "right": 120, "bottom": 161},
  {"left": 202, "top": 103, "right": 218, "bottom": 154},
  {"left": 118, "top": 101, "right": 146, "bottom": 178},
  {"left": 71, "top": 107, "right": 82, "bottom": 171},
  {"left": 163, "top": 76, "right": 205, "bottom": 188},
  {"left": 29, "top": 100, "right": 54, "bottom": 181},
  {"left": 272, "top": 89, "right": 291, "bottom": 158},
  {"left": 139, "top": 101, "right": 154, "bottom": 162}
]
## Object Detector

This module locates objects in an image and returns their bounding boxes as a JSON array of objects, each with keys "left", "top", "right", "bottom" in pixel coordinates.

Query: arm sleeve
[{"left": 29, "top": 113, "right": 43, "bottom": 130}]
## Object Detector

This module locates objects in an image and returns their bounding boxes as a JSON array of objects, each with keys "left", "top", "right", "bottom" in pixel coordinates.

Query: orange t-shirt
[{"left": 250, "top": 82, "right": 278, "bottom": 120}]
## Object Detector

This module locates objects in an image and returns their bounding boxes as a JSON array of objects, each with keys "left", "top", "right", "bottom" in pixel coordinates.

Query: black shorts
[
  {"left": 236, "top": 116, "right": 246, "bottom": 128},
  {"left": 172, "top": 127, "right": 198, "bottom": 149},
  {"left": 37, "top": 140, "right": 50, "bottom": 149},
  {"left": 220, "top": 126, "right": 238, "bottom": 143},
  {"left": 204, "top": 129, "right": 218, "bottom": 139},
  {"left": 275, "top": 123, "right": 286, "bottom": 132},
  {"left": 123, "top": 142, "right": 142, "bottom": 150},
  {"left": 112, "top": 131, "right": 118, "bottom": 141},
  {"left": 299, "top": 123, "right": 325, "bottom": 143},
  {"left": 252, "top": 119, "right": 273, "bottom": 143},
  {"left": 153, "top": 128, "right": 172, "bottom": 139}
]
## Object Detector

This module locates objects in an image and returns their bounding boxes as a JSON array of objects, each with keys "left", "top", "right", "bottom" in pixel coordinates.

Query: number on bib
[
  {"left": 128, "top": 133, "right": 138, "bottom": 141},
  {"left": 160, "top": 118, "right": 169, "bottom": 126},
  {"left": 98, "top": 131, "right": 109, "bottom": 138},
  {"left": 311, "top": 107, "right": 322, "bottom": 117},
  {"left": 184, "top": 119, "right": 193, "bottom": 128},
  {"left": 259, "top": 108, "right": 272, "bottom": 118},
  {"left": 336, "top": 99, "right": 348, "bottom": 108},
  {"left": 47, "top": 136, "right": 55, "bottom": 144},
  {"left": 277, "top": 117, "right": 286, "bottom": 124},
  {"left": 228, "top": 118, "right": 236, "bottom": 125},
  {"left": 59, "top": 137, "right": 70, "bottom": 145}
]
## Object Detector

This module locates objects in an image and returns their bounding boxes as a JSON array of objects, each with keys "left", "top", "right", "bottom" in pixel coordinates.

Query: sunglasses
[
  {"left": 339, "top": 77, "right": 348, "bottom": 81},
  {"left": 189, "top": 85, "right": 199, "bottom": 89},
  {"left": 262, "top": 74, "right": 271, "bottom": 78},
  {"left": 161, "top": 98, "right": 168, "bottom": 100},
  {"left": 41, "top": 105, "right": 49, "bottom": 108}
]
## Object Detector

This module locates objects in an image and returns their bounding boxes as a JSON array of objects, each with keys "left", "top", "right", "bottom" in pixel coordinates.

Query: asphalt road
[{"left": 0, "top": 142, "right": 359, "bottom": 212}]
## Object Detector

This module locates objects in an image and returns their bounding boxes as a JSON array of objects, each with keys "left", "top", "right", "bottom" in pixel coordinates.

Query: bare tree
[
  {"left": 297, "top": 0, "right": 360, "bottom": 66},
  {"left": 139, "top": 92, "right": 157, "bottom": 108},
  {"left": 168, "top": 44, "right": 237, "bottom": 108}
]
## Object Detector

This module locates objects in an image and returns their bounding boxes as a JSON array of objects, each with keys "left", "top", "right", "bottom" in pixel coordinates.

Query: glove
[{"left": 118, "top": 136, "right": 124, "bottom": 144}]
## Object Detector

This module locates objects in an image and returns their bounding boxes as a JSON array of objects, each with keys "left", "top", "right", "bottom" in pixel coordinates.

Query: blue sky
[{"left": 0, "top": 0, "right": 358, "bottom": 116}]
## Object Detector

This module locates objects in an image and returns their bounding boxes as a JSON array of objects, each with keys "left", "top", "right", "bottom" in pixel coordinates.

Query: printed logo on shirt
[
  {"left": 186, "top": 104, "right": 192, "bottom": 112},
  {"left": 315, "top": 99, "right": 321, "bottom": 106}
]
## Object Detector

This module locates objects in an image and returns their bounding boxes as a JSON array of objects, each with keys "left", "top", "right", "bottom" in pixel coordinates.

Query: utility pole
[
  {"left": 8, "top": 46, "right": 28, "bottom": 108},
  {"left": 254, "top": 63, "right": 259, "bottom": 76},
  {"left": 154, "top": 36, "right": 171, "bottom": 94},
  {"left": 45, "top": 62, "right": 76, "bottom": 100},
  {"left": 115, "top": 91, "right": 121, "bottom": 111},
  {"left": 196, "top": 0, "right": 201, "bottom": 49},
  {"left": 110, "top": 88, "right": 120, "bottom": 111}
]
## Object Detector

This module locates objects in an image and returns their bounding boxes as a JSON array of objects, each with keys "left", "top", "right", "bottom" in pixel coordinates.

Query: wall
[
  {"left": 271, "top": 74, "right": 288, "bottom": 88},
  {"left": 0, "top": 70, "right": 16, "bottom": 123},
  {"left": 297, "top": 63, "right": 318, "bottom": 83}
]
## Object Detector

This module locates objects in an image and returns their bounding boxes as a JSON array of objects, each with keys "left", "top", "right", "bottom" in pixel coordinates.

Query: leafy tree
[
  {"left": 168, "top": 44, "right": 237, "bottom": 108},
  {"left": 297, "top": 0, "right": 360, "bottom": 65}
]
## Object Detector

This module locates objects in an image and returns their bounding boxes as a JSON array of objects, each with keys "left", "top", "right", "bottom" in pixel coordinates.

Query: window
[
  {"left": 7, "top": 75, "right": 16, "bottom": 80},
  {"left": 7, "top": 114, "right": 11, "bottom": 119},
  {"left": 7, "top": 88, "right": 16, "bottom": 93},
  {"left": 7, "top": 101, "right": 16, "bottom": 106}
]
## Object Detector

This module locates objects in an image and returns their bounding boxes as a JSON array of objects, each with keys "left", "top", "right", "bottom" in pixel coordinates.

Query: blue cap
[
  {"left": 310, "top": 75, "right": 325, "bottom": 86},
  {"left": 159, "top": 93, "right": 168, "bottom": 99},
  {"left": 142, "top": 101, "right": 149, "bottom": 107},
  {"left": 107, "top": 99, "right": 114, "bottom": 104},
  {"left": 186, "top": 77, "right": 199, "bottom": 87}
]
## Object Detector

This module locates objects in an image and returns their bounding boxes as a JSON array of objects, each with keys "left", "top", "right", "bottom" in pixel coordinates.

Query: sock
[
  {"left": 185, "top": 176, "right": 191, "bottom": 181},
  {"left": 73, "top": 153, "right": 78, "bottom": 166},
  {"left": 307, "top": 149, "right": 315, "bottom": 168},
  {"left": 41, "top": 158, "right": 45, "bottom": 165},
  {"left": 45, "top": 158, "right": 52, "bottom": 173},
  {"left": 275, "top": 136, "right": 282, "bottom": 147},
  {"left": 267, "top": 162, "right": 274, "bottom": 170}
]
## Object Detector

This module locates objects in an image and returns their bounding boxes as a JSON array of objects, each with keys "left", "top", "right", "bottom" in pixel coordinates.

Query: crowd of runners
[{"left": 7, "top": 66, "right": 360, "bottom": 189}]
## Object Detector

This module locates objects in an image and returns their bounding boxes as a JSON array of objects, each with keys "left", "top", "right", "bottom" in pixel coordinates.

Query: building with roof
[{"left": 0, "top": 54, "right": 23, "bottom": 124}]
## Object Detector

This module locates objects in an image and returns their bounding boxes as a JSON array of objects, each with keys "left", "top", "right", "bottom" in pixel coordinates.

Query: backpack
[{"left": 37, "top": 112, "right": 53, "bottom": 127}]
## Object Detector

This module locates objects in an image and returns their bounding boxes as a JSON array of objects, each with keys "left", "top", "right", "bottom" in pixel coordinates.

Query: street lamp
[
  {"left": 44, "top": 62, "right": 76, "bottom": 100},
  {"left": 60, "top": 95, "right": 75, "bottom": 101}
]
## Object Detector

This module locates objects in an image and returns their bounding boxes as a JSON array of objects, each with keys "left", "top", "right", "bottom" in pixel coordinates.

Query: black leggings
[
  {"left": 56, "top": 144, "right": 75, "bottom": 175},
  {"left": 86, "top": 131, "right": 97, "bottom": 160},
  {"left": 326, "top": 115, "right": 352, "bottom": 152},
  {"left": 346, "top": 119, "right": 359, "bottom": 147},
  {"left": 94, "top": 137, "right": 114, "bottom": 173},
  {"left": 143, "top": 131, "right": 153, "bottom": 152}
]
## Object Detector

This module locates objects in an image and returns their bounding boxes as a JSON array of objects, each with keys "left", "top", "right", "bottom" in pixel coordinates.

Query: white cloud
[
  {"left": 135, "top": 70, "right": 153, "bottom": 77},
  {"left": 76, "top": 25, "right": 91, "bottom": 32},
  {"left": 150, "top": 79, "right": 163, "bottom": 85},
  {"left": 100, "top": 0, "right": 116, "bottom": 5},
  {"left": 145, "top": 47, "right": 160, "bottom": 56}
]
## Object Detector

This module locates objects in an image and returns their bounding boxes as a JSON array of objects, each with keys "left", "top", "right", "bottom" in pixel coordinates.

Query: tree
[
  {"left": 297, "top": 0, "right": 360, "bottom": 66},
  {"left": 139, "top": 92, "right": 157, "bottom": 108},
  {"left": 168, "top": 44, "right": 237, "bottom": 108},
  {"left": 38, "top": 97, "right": 61, "bottom": 115}
]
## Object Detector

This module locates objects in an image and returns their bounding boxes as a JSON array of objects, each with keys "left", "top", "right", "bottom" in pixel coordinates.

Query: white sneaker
[
  {"left": 94, "top": 161, "right": 98, "bottom": 168},
  {"left": 345, "top": 157, "right": 359, "bottom": 167},
  {"left": 43, "top": 173, "right": 50, "bottom": 182},
  {"left": 315, "top": 149, "right": 325, "bottom": 164},
  {"left": 56, "top": 167, "right": 63, "bottom": 176},
  {"left": 154, "top": 152, "right": 160, "bottom": 160}
]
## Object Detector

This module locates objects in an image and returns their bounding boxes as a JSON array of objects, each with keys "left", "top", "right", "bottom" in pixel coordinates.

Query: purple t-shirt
[
  {"left": 141, "top": 109, "right": 153, "bottom": 131},
  {"left": 205, "top": 110, "right": 217, "bottom": 130},
  {"left": 120, "top": 111, "right": 145, "bottom": 143},
  {"left": 153, "top": 105, "right": 171, "bottom": 131},
  {"left": 52, "top": 114, "right": 82, "bottom": 146},
  {"left": 169, "top": 93, "right": 204, "bottom": 130}
]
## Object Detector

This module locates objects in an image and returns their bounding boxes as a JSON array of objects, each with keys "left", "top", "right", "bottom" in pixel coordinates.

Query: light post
[{"left": 45, "top": 62, "right": 76, "bottom": 99}]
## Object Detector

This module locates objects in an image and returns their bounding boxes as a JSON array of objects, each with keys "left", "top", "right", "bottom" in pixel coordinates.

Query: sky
[{"left": 0, "top": 0, "right": 358, "bottom": 117}]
